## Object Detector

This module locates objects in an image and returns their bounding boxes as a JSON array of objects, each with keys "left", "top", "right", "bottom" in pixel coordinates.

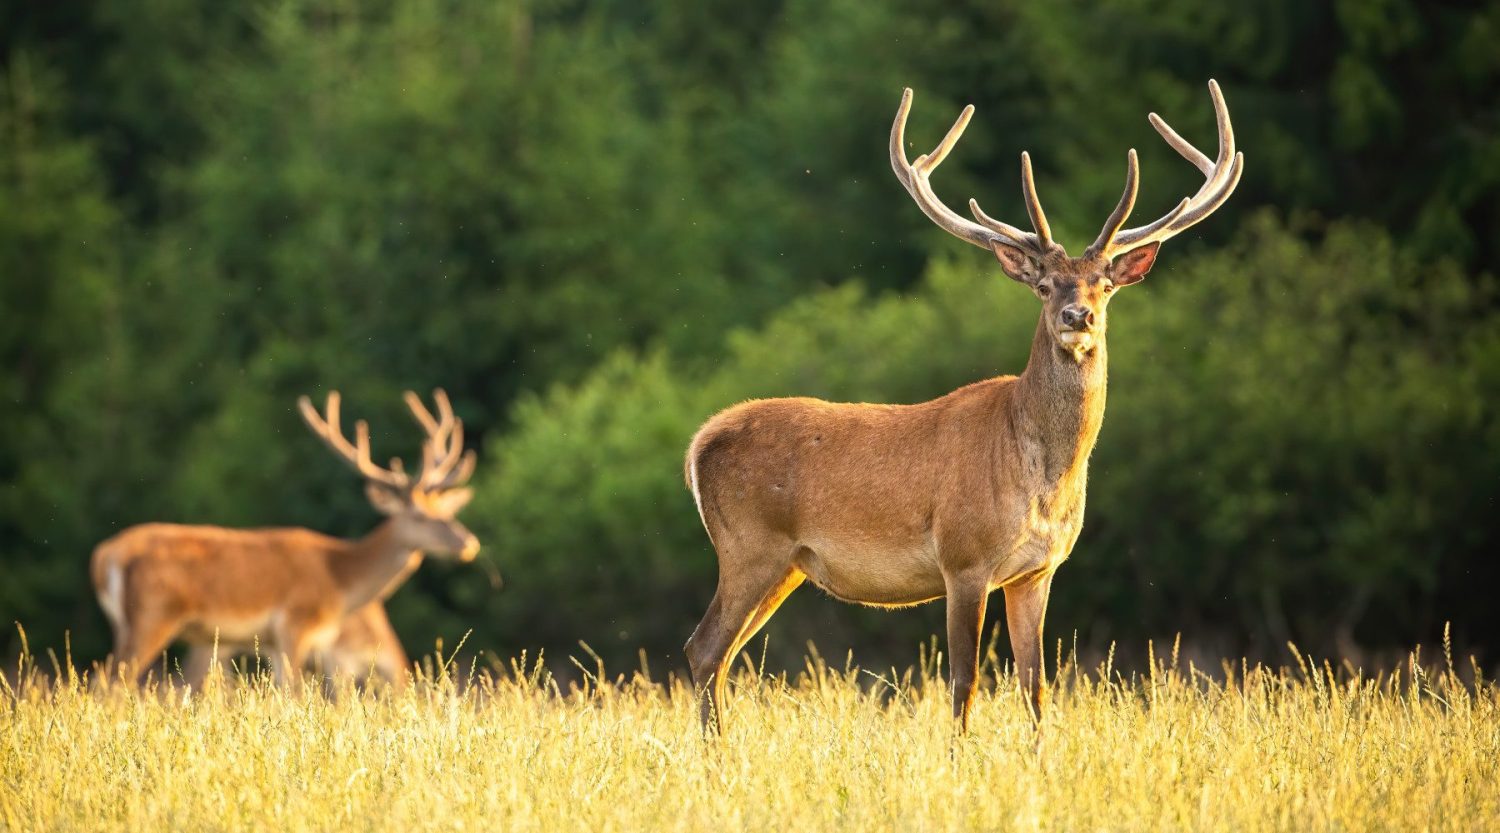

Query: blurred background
[{"left": 2, "top": 0, "right": 1496, "bottom": 677}]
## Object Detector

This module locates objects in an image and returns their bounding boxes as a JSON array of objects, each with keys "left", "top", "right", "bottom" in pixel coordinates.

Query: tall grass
[{"left": 3, "top": 634, "right": 1497, "bottom": 832}]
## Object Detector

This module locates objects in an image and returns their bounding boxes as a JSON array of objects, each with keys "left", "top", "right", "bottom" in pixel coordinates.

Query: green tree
[{"left": 0, "top": 56, "right": 134, "bottom": 656}]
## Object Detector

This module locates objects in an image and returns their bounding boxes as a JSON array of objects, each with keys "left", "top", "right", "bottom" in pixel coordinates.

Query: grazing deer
[
  {"left": 92, "top": 389, "right": 480, "bottom": 687},
  {"left": 684, "top": 80, "right": 1242, "bottom": 733},
  {"left": 181, "top": 600, "right": 410, "bottom": 690}
]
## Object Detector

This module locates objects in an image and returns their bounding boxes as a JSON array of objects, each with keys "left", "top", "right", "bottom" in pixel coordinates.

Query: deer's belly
[
  {"left": 179, "top": 611, "right": 275, "bottom": 646},
  {"left": 795, "top": 539, "right": 946, "bottom": 608}
]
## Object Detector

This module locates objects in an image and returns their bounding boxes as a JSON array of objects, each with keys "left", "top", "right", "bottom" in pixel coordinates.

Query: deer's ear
[
  {"left": 989, "top": 241, "right": 1037, "bottom": 285},
  {"left": 365, "top": 482, "right": 408, "bottom": 516},
  {"left": 1110, "top": 242, "right": 1160, "bottom": 286}
]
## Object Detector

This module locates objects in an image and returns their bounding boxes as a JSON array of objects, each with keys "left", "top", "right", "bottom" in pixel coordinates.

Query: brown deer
[
  {"left": 92, "top": 389, "right": 480, "bottom": 687},
  {"left": 181, "top": 600, "right": 410, "bottom": 690},
  {"left": 684, "top": 80, "right": 1242, "bottom": 733}
]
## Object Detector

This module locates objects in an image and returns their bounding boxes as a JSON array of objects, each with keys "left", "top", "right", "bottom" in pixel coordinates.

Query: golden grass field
[{"left": 3, "top": 635, "right": 1497, "bottom": 832}]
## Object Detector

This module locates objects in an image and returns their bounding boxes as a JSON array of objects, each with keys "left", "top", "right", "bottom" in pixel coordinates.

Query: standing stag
[
  {"left": 92, "top": 389, "right": 481, "bottom": 686},
  {"left": 684, "top": 80, "right": 1242, "bottom": 732}
]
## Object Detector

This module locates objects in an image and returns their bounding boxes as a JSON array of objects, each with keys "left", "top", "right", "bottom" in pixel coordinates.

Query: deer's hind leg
[
  {"left": 685, "top": 535, "right": 802, "bottom": 735},
  {"left": 732, "top": 569, "right": 805, "bottom": 666},
  {"left": 114, "top": 612, "right": 180, "bottom": 687}
]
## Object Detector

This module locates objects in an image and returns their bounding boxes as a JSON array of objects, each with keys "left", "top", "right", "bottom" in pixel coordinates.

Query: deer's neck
[
  {"left": 1012, "top": 315, "right": 1108, "bottom": 484},
  {"left": 326, "top": 521, "right": 424, "bottom": 614}
]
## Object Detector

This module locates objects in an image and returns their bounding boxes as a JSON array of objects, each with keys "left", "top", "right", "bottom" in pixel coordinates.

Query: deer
[
  {"left": 180, "top": 600, "right": 410, "bottom": 690},
  {"left": 91, "top": 389, "right": 481, "bottom": 688},
  {"left": 683, "top": 80, "right": 1242, "bottom": 733}
]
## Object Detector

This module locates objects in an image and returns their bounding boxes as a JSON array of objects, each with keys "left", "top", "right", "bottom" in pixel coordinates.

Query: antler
[
  {"left": 298, "top": 392, "right": 411, "bottom": 491},
  {"left": 1086, "top": 79, "right": 1245, "bottom": 260},
  {"left": 300, "top": 389, "right": 476, "bottom": 494},
  {"left": 403, "top": 389, "right": 477, "bottom": 491},
  {"left": 891, "top": 88, "right": 1057, "bottom": 256}
]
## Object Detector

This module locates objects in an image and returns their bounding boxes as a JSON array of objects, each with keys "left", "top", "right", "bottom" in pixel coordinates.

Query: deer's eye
[
  {"left": 1036, "top": 283, "right": 1052, "bottom": 298},
  {"left": 1101, "top": 280, "right": 1116, "bottom": 294}
]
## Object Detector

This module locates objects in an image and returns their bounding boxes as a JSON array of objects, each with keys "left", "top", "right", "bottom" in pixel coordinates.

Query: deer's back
[{"left": 92, "top": 523, "right": 346, "bottom": 621}]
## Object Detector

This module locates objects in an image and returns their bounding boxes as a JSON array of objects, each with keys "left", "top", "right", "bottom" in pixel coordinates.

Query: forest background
[{"left": 2, "top": 0, "right": 1496, "bottom": 675}]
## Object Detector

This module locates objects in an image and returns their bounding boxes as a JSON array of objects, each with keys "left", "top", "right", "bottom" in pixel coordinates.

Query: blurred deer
[
  {"left": 181, "top": 600, "right": 409, "bottom": 690},
  {"left": 685, "top": 81, "right": 1243, "bottom": 733},
  {"left": 92, "top": 390, "right": 480, "bottom": 687}
]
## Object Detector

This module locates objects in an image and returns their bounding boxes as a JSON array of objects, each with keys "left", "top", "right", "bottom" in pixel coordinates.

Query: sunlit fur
[
  {"left": 90, "top": 390, "right": 480, "bottom": 688},
  {"left": 90, "top": 507, "right": 472, "bottom": 686},
  {"left": 181, "top": 600, "right": 410, "bottom": 689},
  {"left": 683, "top": 244, "right": 1159, "bottom": 734}
]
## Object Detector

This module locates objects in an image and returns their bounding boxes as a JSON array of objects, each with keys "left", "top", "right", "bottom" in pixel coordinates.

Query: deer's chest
[{"left": 992, "top": 479, "right": 1087, "bottom": 586}]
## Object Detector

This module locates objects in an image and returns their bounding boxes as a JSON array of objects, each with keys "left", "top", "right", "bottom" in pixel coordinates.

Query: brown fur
[
  {"left": 684, "top": 246, "right": 1162, "bottom": 733},
  {"left": 181, "top": 600, "right": 409, "bottom": 689},
  {"left": 91, "top": 390, "right": 480, "bottom": 687},
  {"left": 90, "top": 515, "right": 470, "bottom": 686}
]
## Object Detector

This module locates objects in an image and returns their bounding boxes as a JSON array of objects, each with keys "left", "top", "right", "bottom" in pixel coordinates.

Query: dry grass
[{"left": 3, "top": 637, "right": 1497, "bottom": 832}]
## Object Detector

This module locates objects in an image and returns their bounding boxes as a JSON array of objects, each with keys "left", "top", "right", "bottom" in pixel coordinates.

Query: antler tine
[
  {"left": 429, "top": 449, "right": 478, "bottom": 491},
  {"left": 891, "top": 88, "right": 1051, "bottom": 255},
  {"left": 1100, "top": 79, "right": 1244, "bottom": 258},
  {"left": 1018, "top": 152, "right": 1053, "bottom": 250},
  {"left": 1086, "top": 149, "right": 1140, "bottom": 258},
  {"left": 429, "top": 418, "right": 465, "bottom": 481},
  {"left": 917, "top": 101, "right": 973, "bottom": 173},
  {"left": 416, "top": 416, "right": 467, "bottom": 490},
  {"left": 404, "top": 391, "right": 438, "bottom": 435},
  {"left": 1148, "top": 112, "right": 1213, "bottom": 176},
  {"left": 298, "top": 392, "right": 409, "bottom": 490},
  {"left": 405, "top": 388, "right": 452, "bottom": 479},
  {"left": 433, "top": 388, "right": 454, "bottom": 430},
  {"left": 406, "top": 389, "right": 470, "bottom": 491},
  {"left": 968, "top": 198, "right": 1028, "bottom": 241}
]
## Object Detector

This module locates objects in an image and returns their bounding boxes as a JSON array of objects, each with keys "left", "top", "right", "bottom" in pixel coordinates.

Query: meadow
[{"left": 4, "top": 635, "right": 1496, "bottom": 832}]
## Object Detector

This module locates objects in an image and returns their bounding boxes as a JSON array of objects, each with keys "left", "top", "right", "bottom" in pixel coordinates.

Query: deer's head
[
  {"left": 891, "top": 80, "right": 1242, "bottom": 362},
  {"left": 299, "top": 389, "right": 481, "bottom": 561}
]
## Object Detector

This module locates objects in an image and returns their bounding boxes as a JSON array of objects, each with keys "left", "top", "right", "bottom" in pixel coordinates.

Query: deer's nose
[
  {"left": 1060, "top": 306, "right": 1095, "bottom": 331},
  {"left": 460, "top": 535, "right": 481, "bottom": 561}
]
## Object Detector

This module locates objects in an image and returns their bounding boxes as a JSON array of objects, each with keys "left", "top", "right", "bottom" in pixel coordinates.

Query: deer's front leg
[
  {"left": 943, "top": 574, "right": 990, "bottom": 733},
  {"left": 272, "top": 615, "right": 321, "bottom": 693},
  {"left": 1004, "top": 571, "right": 1054, "bottom": 723}
]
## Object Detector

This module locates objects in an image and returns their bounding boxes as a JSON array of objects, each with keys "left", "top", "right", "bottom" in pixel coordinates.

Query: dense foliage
[{"left": 1, "top": 0, "right": 1496, "bottom": 671}]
